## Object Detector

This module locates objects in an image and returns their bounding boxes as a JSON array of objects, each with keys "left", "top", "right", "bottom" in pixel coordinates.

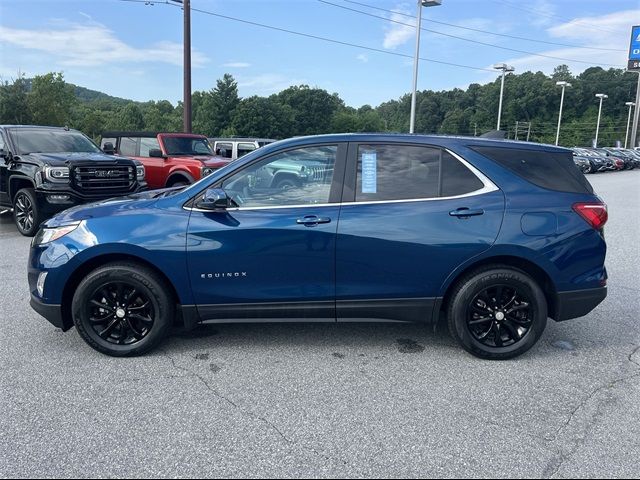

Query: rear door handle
[
  {"left": 296, "top": 215, "right": 331, "bottom": 226},
  {"left": 449, "top": 207, "right": 484, "bottom": 218}
]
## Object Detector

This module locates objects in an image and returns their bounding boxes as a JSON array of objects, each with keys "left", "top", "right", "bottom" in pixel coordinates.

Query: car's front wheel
[
  {"left": 72, "top": 262, "right": 174, "bottom": 356},
  {"left": 447, "top": 266, "right": 547, "bottom": 360},
  {"left": 13, "top": 188, "right": 42, "bottom": 237}
]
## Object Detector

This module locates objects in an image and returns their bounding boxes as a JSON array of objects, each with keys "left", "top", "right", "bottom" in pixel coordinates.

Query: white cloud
[
  {"left": 477, "top": 9, "right": 635, "bottom": 84},
  {"left": 0, "top": 21, "right": 208, "bottom": 68},
  {"left": 237, "top": 74, "right": 308, "bottom": 95},
  {"left": 530, "top": 0, "right": 557, "bottom": 28},
  {"left": 356, "top": 54, "right": 369, "bottom": 63},
  {"left": 223, "top": 62, "right": 251, "bottom": 68},
  {"left": 383, "top": 5, "right": 415, "bottom": 50}
]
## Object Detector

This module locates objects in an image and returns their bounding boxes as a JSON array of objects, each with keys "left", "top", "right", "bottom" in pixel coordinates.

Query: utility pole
[
  {"left": 409, "top": 0, "right": 442, "bottom": 134},
  {"left": 182, "top": 0, "right": 192, "bottom": 133}
]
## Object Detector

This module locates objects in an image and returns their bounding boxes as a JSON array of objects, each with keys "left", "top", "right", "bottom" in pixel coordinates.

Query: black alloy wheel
[
  {"left": 466, "top": 284, "right": 533, "bottom": 348},
  {"left": 13, "top": 188, "right": 41, "bottom": 237},
  {"left": 72, "top": 262, "right": 174, "bottom": 356},
  {"left": 447, "top": 266, "right": 547, "bottom": 360},
  {"left": 86, "top": 282, "right": 155, "bottom": 346}
]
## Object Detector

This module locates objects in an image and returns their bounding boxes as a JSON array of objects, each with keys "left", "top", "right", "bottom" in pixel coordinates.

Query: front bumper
[
  {"left": 29, "top": 294, "right": 69, "bottom": 330},
  {"left": 554, "top": 286, "right": 607, "bottom": 321}
]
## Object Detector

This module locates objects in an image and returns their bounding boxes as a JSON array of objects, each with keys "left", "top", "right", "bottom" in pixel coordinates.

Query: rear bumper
[
  {"left": 29, "top": 294, "right": 69, "bottom": 331},
  {"left": 554, "top": 287, "right": 607, "bottom": 321}
]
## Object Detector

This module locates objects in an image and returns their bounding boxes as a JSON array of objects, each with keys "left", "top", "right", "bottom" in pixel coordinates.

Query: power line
[
  {"left": 318, "top": 0, "right": 625, "bottom": 68},
  {"left": 341, "top": 0, "right": 625, "bottom": 53},
  {"left": 491, "top": 0, "right": 623, "bottom": 35},
  {"left": 122, "top": 0, "right": 496, "bottom": 73}
]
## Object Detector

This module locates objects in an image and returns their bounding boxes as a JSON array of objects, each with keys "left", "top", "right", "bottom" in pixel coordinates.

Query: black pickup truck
[{"left": 0, "top": 125, "right": 147, "bottom": 236}]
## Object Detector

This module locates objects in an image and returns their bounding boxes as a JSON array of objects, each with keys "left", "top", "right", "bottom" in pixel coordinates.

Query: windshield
[
  {"left": 10, "top": 128, "right": 102, "bottom": 155},
  {"left": 163, "top": 136, "right": 213, "bottom": 156}
]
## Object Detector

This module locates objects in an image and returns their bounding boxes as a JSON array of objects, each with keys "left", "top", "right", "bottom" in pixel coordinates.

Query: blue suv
[{"left": 28, "top": 134, "right": 608, "bottom": 359}]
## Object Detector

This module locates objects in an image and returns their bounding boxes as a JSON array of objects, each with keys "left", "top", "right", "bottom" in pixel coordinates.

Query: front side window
[
  {"left": 139, "top": 137, "right": 161, "bottom": 157},
  {"left": 221, "top": 145, "right": 337, "bottom": 208},
  {"left": 237, "top": 142, "right": 256, "bottom": 158},
  {"left": 215, "top": 142, "right": 233, "bottom": 158},
  {"left": 355, "top": 144, "right": 484, "bottom": 202}
]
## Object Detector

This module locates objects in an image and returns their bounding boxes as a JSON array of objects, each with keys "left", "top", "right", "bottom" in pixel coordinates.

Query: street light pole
[
  {"left": 594, "top": 93, "right": 608, "bottom": 148},
  {"left": 625, "top": 102, "right": 636, "bottom": 149},
  {"left": 493, "top": 63, "right": 514, "bottom": 131},
  {"left": 409, "top": 0, "right": 442, "bottom": 134},
  {"left": 555, "top": 81, "right": 571, "bottom": 146}
]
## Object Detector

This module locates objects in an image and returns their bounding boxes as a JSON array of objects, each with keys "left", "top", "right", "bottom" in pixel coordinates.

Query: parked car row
[
  {"left": 572, "top": 147, "right": 640, "bottom": 173},
  {"left": 1, "top": 125, "right": 274, "bottom": 236}
]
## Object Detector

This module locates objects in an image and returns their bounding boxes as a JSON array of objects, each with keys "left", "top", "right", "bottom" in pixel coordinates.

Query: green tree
[
  {"left": 27, "top": 72, "right": 76, "bottom": 126},
  {"left": 107, "top": 103, "right": 145, "bottom": 131},
  {"left": 277, "top": 85, "right": 344, "bottom": 135},
  {"left": 211, "top": 73, "right": 240, "bottom": 134},
  {"left": 231, "top": 96, "right": 294, "bottom": 139},
  {"left": 0, "top": 74, "right": 31, "bottom": 124}
]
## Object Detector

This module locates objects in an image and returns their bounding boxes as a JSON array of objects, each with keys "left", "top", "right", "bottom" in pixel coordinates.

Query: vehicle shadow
[{"left": 162, "top": 320, "right": 458, "bottom": 354}]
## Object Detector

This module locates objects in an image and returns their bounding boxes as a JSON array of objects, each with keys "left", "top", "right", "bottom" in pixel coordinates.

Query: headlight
[
  {"left": 202, "top": 167, "right": 215, "bottom": 177},
  {"left": 136, "top": 165, "right": 145, "bottom": 180},
  {"left": 32, "top": 223, "right": 80, "bottom": 246},
  {"left": 44, "top": 166, "right": 70, "bottom": 183}
]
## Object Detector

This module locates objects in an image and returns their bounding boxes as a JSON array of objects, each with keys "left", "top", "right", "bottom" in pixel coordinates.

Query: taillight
[{"left": 573, "top": 202, "right": 608, "bottom": 230}]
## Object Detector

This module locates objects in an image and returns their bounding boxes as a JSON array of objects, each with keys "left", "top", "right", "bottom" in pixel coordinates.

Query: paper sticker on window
[{"left": 361, "top": 152, "right": 377, "bottom": 193}]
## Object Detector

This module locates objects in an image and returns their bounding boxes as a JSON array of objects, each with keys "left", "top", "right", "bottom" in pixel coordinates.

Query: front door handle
[
  {"left": 296, "top": 215, "right": 331, "bottom": 226},
  {"left": 449, "top": 207, "right": 485, "bottom": 218}
]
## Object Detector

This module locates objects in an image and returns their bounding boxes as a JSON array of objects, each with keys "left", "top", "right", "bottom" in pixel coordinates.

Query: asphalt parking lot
[{"left": 1, "top": 171, "right": 639, "bottom": 478}]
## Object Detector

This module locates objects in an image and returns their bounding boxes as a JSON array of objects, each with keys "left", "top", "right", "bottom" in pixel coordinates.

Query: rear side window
[
  {"left": 471, "top": 146, "right": 593, "bottom": 194},
  {"left": 119, "top": 137, "right": 138, "bottom": 156},
  {"left": 355, "top": 144, "right": 485, "bottom": 202}
]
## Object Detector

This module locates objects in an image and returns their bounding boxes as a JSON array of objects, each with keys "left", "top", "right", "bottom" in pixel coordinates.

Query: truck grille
[{"left": 72, "top": 165, "right": 135, "bottom": 194}]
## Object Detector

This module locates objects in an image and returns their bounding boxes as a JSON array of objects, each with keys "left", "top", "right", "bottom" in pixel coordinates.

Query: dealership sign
[{"left": 629, "top": 25, "right": 640, "bottom": 70}]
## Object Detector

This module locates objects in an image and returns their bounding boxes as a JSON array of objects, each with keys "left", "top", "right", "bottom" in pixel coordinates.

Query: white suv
[{"left": 209, "top": 138, "right": 276, "bottom": 161}]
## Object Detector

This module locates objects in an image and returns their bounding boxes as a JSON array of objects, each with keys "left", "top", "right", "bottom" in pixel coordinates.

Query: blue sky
[{"left": 0, "top": 0, "right": 637, "bottom": 107}]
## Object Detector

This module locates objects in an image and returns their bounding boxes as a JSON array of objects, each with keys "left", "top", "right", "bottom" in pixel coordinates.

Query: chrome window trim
[{"left": 184, "top": 147, "right": 499, "bottom": 213}]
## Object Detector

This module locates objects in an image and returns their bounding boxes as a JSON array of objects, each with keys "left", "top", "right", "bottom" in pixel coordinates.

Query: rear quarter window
[{"left": 470, "top": 145, "right": 593, "bottom": 194}]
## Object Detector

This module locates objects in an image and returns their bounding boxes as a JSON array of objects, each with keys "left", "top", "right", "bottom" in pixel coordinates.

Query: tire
[
  {"left": 169, "top": 180, "right": 189, "bottom": 188},
  {"left": 13, "top": 188, "right": 42, "bottom": 237},
  {"left": 447, "top": 265, "right": 547, "bottom": 360},
  {"left": 72, "top": 262, "right": 174, "bottom": 356},
  {"left": 580, "top": 163, "right": 591, "bottom": 174},
  {"left": 274, "top": 177, "right": 300, "bottom": 190}
]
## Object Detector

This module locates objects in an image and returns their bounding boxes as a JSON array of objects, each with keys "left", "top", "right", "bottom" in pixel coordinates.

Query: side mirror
[
  {"left": 102, "top": 142, "right": 115, "bottom": 155},
  {"left": 149, "top": 148, "right": 165, "bottom": 158},
  {"left": 0, "top": 148, "right": 10, "bottom": 164},
  {"left": 195, "top": 188, "right": 232, "bottom": 211}
]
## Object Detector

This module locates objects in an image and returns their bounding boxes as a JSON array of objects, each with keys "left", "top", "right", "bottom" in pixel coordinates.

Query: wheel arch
[
  {"left": 9, "top": 175, "right": 36, "bottom": 200},
  {"left": 60, "top": 253, "right": 184, "bottom": 330},
  {"left": 437, "top": 255, "right": 558, "bottom": 323},
  {"left": 165, "top": 170, "right": 195, "bottom": 187}
]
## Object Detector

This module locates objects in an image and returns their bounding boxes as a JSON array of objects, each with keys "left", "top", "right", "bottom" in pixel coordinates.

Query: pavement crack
[
  {"left": 628, "top": 344, "right": 640, "bottom": 369},
  {"left": 161, "top": 349, "right": 347, "bottom": 467},
  {"left": 542, "top": 346, "right": 640, "bottom": 478}
]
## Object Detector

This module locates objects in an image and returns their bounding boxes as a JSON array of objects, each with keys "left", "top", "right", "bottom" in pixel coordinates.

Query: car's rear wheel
[
  {"left": 13, "top": 188, "right": 41, "bottom": 237},
  {"left": 72, "top": 262, "right": 174, "bottom": 356},
  {"left": 447, "top": 266, "right": 547, "bottom": 360}
]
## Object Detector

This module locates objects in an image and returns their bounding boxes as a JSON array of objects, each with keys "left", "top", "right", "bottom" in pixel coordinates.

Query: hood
[
  {"left": 195, "top": 155, "right": 231, "bottom": 167},
  {"left": 22, "top": 151, "right": 136, "bottom": 166},
  {"left": 44, "top": 186, "right": 183, "bottom": 227}
]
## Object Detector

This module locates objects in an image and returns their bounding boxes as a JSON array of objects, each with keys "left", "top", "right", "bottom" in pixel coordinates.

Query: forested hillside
[{"left": 0, "top": 66, "right": 637, "bottom": 147}]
